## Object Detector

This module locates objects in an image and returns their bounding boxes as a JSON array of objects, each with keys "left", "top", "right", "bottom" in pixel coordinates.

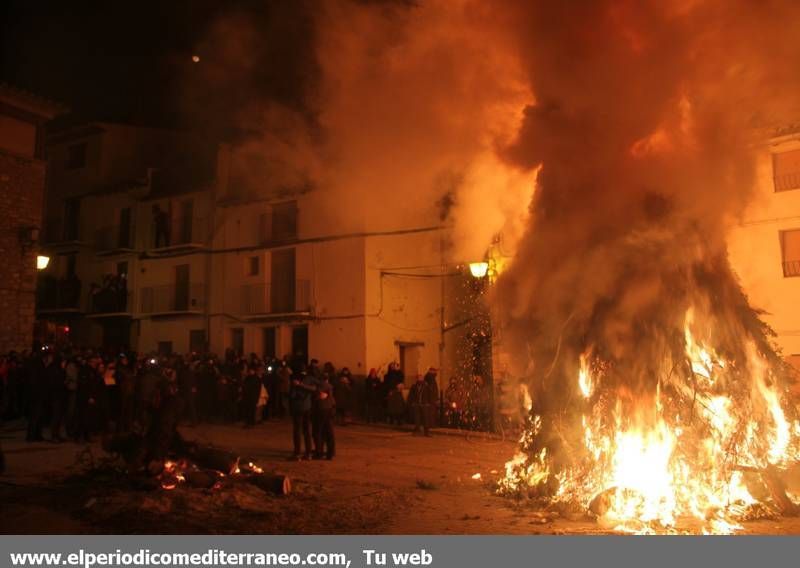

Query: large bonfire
[
  {"left": 498, "top": 232, "right": 800, "bottom": 533},
  {"left": 488, "top": 0, "right": 800, "bottom": 534}
]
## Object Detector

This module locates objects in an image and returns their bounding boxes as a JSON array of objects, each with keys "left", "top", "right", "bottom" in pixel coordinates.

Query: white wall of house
[{"left": 729, "top": 135, "right": 800, "bottom": 356}]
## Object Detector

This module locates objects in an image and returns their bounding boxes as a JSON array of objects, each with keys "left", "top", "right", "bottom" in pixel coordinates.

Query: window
[
  {"left": 248, "top": 256, "right": 260, "bottom": 276},
  {"left": 773, "top": 149, "right": 800, "bottom": 192},
  {"left": 263, "top": 327, "right": 277, "bottom": 360},
  {"left": 271, "top": 201, "right": 298, "bottom": 241},
  {"left": 270, "top": 248, "right": 296, "bottom": 312},
  {"left": 780, "top": 229, "right": 800, "bottom": 277},
  {"left": 66, "top": 142, "right": 87, "bottom": 170}
]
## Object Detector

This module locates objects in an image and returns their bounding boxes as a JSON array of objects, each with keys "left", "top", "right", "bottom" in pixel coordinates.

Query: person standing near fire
[
  {"left": 364, "top": 368, "right": 382, "bottom": 423},
  {"left": 314, "top": 372, "right": 336, "bottom": 460},
  {"left": 289, "top": 363, "right": 318, "bottom": 460},
  {"left": 242, "top": 364, "right": 262, "bottom": 429},
  {"left": 408, "top": 373, "right": 435, "bottom": 436}
]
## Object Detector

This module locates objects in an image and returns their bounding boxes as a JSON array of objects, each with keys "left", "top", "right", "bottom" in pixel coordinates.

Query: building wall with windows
[
  {"left": 38, "top": 136, "right": 468, "bottom": 386},
  {"left": 729, "top": 131, "right": 800, "bottom": 358}
]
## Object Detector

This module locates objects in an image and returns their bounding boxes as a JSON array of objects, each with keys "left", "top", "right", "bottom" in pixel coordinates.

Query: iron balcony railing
[
  {"left": 783, "top": 260, "right": 800, "bottom": 277},
  {"left": 149, "top": 216, "right": 207, "bottom": 249},
  {"left": 140, "top": 284, "right": 206, "bottom": 314},
  {"left": 230, "top": 280, "right": 312, "bottom": 315},
  {"left": 89, "top": 288, "right": 132, "bottom": 314}
]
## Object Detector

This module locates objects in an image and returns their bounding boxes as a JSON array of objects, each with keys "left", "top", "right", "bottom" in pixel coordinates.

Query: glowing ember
[{"left": 472, "top": 473, "right": 482, "bottom": 480}]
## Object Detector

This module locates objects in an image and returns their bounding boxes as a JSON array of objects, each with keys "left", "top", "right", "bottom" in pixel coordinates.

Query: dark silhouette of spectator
[
  {"left": 408, "top": 374, "right": 435, "bottom": 437},
  {"left": 364, "top": 368, "right": 382, "bottom": 423},
  {"left": 314, "top": 373, "right": 336, "bottom": 460}
]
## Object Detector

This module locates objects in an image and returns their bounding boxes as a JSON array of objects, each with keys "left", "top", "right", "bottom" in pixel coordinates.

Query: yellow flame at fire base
[{"left": 500, "top": 308, "right": 800, "bottom": 534}]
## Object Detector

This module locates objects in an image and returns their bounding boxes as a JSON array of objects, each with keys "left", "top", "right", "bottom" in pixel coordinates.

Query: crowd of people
[{"left": 0, "top": 346, "right": 455, "bottom": 462}]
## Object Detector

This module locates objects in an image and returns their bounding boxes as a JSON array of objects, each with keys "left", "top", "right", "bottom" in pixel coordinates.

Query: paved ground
[{"left": 2, "top": 419, "right": 799, "bottom": 534}]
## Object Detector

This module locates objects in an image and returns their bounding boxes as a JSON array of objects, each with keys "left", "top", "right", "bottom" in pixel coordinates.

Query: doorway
[{"left": 398, "top": 343, "right": 422, "bottom": 383}]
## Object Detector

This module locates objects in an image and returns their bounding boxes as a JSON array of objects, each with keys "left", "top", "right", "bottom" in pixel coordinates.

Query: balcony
[
  {"left": 87, "top": 285, "right": 132, "bottom": 317},
  {"left": 140, "top": 284, "right": 205, "bottom": 316},
  {"left": 148, "top": 216, "right": 207, "bottom": 253},
  {"left": 229, "top": 280, "right": 312, "bottom": 317},
  {"left": 36, "top": 277, "right": 83, "bottom": 314},
  {"left": 94, "top": 226, "right": 134, "bottom": 255}
]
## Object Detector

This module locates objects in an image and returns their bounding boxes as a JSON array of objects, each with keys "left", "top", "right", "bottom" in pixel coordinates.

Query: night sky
[{"left": 0, "top": 1, "right": 316, "bottom": 135}]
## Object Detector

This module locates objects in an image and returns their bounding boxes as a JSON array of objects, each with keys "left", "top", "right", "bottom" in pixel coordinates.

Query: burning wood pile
[
  {"left": 498, "top": 252, "right": 800, "bottom": 534},
  {"left": 102, "top": 432, "right": 291, "bottom": 496}
]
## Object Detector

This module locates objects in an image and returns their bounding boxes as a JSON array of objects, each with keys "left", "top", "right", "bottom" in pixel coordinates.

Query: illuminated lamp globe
[
  {"left": 36, "top": 255, "right": 50, "bottom": 270},
  {"left": 468, "top": 261, "right": 489, "bottom": 278}
]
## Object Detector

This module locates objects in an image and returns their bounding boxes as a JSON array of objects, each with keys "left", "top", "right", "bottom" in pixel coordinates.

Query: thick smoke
[
  {"left": 189, "top": 0, "right": 800, "bottom": 393},
  {"left": 494, "top": 0, "right": 800, "bottom": 411},
  {"left": 187, "top": 0, "right": 535, "bottom": 255}
]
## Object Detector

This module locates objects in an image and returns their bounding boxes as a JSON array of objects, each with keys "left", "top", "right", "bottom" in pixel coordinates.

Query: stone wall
[{"left": 0, "top": 151, "right": 45, "bottom": 352}]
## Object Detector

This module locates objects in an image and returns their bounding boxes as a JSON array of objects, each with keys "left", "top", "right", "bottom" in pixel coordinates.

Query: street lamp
[
  {"left": 36, "top": 255, "right": 50, "bottom": 270},
  {"left": 468, "top": 261, "right": 489, "bottom": 278}
]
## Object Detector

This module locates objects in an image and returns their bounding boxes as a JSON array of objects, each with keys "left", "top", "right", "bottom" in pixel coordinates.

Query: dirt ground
[{"left": 2, "top": 418, "right": 799, "bottom": 535}]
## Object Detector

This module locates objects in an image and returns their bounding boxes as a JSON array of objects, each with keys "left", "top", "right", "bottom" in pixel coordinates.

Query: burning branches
[{"left": 499, "top": 254, "right": 800, "bottom": 533}]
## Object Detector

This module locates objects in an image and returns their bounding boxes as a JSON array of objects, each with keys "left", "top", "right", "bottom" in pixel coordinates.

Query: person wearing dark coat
[
  {"left": 334, "top": 368, "right": 353, "bottom": 426},
  {"left": 408, "top": 374, "right": 435, "bottom": 436},
  {"left": 74, "top": 362, "right": 105, "bottom": 443},
  {"left": 116, "top": 354, "right": 137, "bottom": 432},
  {"left": 47, "top": 356, "right": 68, "bottom": 442},
  {"left": 387, "top": 384, "right": 406, "bottom": 425},
  {"left": 197, "top": 358, "right": 218, "bottom": 422},
  {"left": 383, "top": 362, "right": 404, "bottom": 393},
  {"left": 364, "top": 368, "right": 382, "bottom": 423},
  {"left": 423, "top": 367, "right": 440, "bottom": 427},
  {"left": 289, "top": 365, "right": 317, "bottom": 460},
  {"left": 177, "top": 358, "right": 198, "bottom": 426},
  {"left": 26, "top": 352, "right": 48, "bottom": 442},
  {"left": 136, "top": 360, "right": 162, "bottom": 432},
  {"left": 314, "top": 373, "right": 336, "bottom": 460},
  {"left": 242, "top": 365, "right": 262, "bottom": 428}
]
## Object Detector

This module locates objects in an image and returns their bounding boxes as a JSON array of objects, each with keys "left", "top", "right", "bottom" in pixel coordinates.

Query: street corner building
[
  {"left": 0, "top": 84, "right": 65, "bottom": 353},
  {"left": 34, "top": 126, "right": 492, "bottom": 387}
]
